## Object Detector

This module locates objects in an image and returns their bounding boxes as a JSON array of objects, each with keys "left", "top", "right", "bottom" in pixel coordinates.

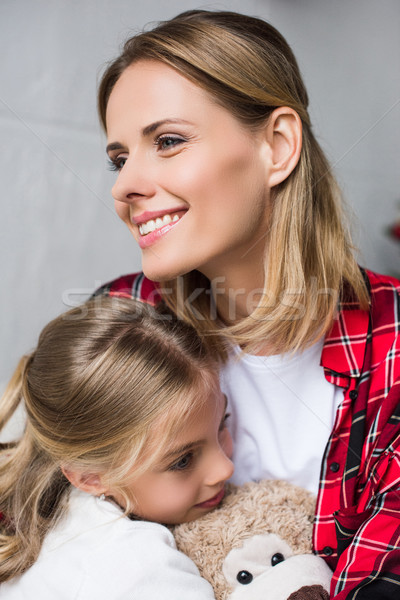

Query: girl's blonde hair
[
  {"left": 0, "top": 297, "right": 218, "bottom": 582},
  {"left": 98, "top": 9, "right": 369, "bottom": 358}
]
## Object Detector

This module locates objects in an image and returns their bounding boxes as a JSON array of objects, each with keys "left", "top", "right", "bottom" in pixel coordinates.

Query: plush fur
[{"left": 172, "top": 480, "right": 331, "bottom": 600}]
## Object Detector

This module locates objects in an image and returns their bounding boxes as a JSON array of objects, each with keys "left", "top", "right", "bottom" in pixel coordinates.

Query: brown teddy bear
[{"left": 172, "top": 479, "right": 332, "bottom": 600}]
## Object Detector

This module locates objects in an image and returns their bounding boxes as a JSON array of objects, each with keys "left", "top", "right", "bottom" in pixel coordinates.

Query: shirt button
[
  {"left": 323, "top": 546, "right": 334, "bottom": 556},
  {"left": 349, "top": 389, "right": 358, "bottom": 400},
  {"left": 330, "top": 462, "right": 340, "bottom": 473}
]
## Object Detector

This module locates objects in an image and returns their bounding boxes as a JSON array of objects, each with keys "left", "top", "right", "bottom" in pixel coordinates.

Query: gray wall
[{"left": 1, "top": 0, "right": 399, "bottom": 392}]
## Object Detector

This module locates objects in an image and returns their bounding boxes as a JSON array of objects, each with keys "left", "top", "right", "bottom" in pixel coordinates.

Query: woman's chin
[{"left": 141, "top": 260, "right": 189, "bottom": 283}]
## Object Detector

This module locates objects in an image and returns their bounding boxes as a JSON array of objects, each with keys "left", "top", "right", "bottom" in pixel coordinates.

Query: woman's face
[{"left": 106, "top": 60, "right": 272, "bottom": 282}]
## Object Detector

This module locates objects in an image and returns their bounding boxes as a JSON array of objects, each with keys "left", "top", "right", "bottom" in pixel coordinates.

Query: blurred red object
[{"left": 388, "top": 222, "right": 400, "bottom": 241}]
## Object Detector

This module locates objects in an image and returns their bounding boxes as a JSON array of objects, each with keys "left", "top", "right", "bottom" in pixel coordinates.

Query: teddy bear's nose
[{"left": 287, "top": 584, "right": 329, "bottom": 600}]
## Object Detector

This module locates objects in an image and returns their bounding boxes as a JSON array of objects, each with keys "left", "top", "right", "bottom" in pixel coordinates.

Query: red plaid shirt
[{"left": 97, "top": 268, "right": 400, "bottom": 599}]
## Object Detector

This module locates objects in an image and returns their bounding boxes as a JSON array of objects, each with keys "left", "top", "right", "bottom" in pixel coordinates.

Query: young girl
[
  {"left": 96, "top": 9, "right": 400, "bottom": 599},
  {"left": 0, "top": 296, "right": 233, "bottom": 598}
]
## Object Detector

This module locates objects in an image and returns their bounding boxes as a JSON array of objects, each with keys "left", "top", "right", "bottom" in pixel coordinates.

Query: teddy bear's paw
[
  {"left": 288, "top": 584, "right": 329, "bottom": 600},
  {"left": 223, "top": 534, "right": 332, "bottom": 600}
]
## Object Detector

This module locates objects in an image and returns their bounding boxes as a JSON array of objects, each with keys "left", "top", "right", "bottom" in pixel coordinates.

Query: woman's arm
[{"left": 330, "top": 446, "right": 400, "bottom": 599}]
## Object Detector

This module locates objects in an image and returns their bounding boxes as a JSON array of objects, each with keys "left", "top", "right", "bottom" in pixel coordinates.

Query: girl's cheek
[{"left": 222, "top": 428, "right": 234, "bottom": 459}]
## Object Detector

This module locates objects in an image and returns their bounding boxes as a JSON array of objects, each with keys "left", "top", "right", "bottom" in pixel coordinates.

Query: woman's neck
[{"left": 204, "top": 259, "right": 265, "bottom": 325}]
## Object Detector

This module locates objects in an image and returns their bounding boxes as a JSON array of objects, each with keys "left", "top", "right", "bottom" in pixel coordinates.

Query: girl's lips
[{"left": 195, "top": 487, "right": 225, "bottom": 509}]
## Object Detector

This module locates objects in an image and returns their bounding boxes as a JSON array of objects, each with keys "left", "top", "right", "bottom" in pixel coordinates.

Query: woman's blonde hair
[
  {"left": 0, "top": 297, "right": 218, "bottom": 582},
  {"left": 98, "top": 9, "right": 369, "bottom": 358}
]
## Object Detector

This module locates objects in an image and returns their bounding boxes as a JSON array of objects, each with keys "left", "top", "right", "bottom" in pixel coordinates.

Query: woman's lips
[
  {"left": 138, "top": 213, "right": 179, "bottom": 235},
  {"left": 137, "top": 218, "right": 180, "bottom": 249},
  {"left": 134, "top": 209, "right": 187, "bottom": 249},
  {"left": 195, "top": 487, "right": 225, "bottom": 509}
]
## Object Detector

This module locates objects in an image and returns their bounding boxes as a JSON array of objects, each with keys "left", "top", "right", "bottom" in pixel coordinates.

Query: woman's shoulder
[
  {"left": 363, "top": 268, "right": 400, "bottom": 319},
  {"left": 93, "top": 272, "right": 161, "bottom": 305},
  {"left": 364, "top": 268, "right": 400, "bottom": 295},
  {"left": 358, "top": 269, "right": 400, "bottom": 366}
]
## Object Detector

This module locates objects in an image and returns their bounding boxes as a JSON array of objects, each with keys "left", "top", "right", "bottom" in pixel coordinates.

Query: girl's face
[
  {"left": 106, "top": 60, "right": 272, "bottom": 282},
  {"left": 115, "top": 385, "right": 233, "bottom": 524}
]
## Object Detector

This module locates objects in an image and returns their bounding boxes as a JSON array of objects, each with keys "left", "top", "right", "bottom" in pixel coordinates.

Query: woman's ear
[
  {"left": 61, "top": 466, "right": 107, "bottom": 496},
  {"left": 264, "top": 107, "right": 302, "bottom": 188}
]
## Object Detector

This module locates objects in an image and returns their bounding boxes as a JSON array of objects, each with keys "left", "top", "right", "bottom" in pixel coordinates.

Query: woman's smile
[
  {"left": 106, "top": 59, "right": 272, "bottom": 282},
  {"left": 132, "top": 208, "right": 187, "bottom": 248}
]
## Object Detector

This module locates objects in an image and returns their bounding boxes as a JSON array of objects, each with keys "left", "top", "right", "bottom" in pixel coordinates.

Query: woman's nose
[{"left": 111, "top": 156, "right": 156, "bottom": 204}]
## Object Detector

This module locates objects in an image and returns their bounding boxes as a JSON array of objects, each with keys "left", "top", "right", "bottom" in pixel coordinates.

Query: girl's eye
[
  {"left": 107, "top": 157, "right": 127, "bottom": 172},
  {"left": 169, "top": 452, "right": 194, "bottom": 472},
  {"left": 155, "top": 135, "right": 185, "bottom": 151},
  {"left": 219, "top": 412, "right": 231, "bottom": 432}
]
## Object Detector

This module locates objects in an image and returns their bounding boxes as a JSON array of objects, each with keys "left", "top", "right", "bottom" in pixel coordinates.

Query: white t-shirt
[
  {"left": 220, "top": 339, "right": 343, "bottom": 494},
  {"left": 1, "top": 488, "right": 215, "bottom": 599}
]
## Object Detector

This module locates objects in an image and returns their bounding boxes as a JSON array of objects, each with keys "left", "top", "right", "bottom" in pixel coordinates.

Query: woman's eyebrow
[
  {"left": 142, "top": 118, "right": 193, "bottom": 137},
  {"left": 106, "top": 142, "right": 124, "bottom": 154},
  {"left": 106, "top": 118, "right": 194, "bottom": 154}
]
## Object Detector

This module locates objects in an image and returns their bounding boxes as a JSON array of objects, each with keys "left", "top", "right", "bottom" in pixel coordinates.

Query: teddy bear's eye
[
  {"left": 271, "top": 552, "right": 285, "bottom": 566},
  {"left": 236, "top": 570, "right": 253, "bottom": 585}
]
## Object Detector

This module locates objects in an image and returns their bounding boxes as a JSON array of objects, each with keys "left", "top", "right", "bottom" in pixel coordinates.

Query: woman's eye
[
  {"left": 155, "top": 135, "right": 185, "bottom": 151},
  {"left": 107, "top": 157, "right": 127, "bottom": 172},
  {"left": 169, "top": 452, "right": 194, "bottom": 471}
]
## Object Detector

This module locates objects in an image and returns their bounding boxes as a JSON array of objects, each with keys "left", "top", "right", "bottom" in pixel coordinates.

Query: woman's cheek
[{"left": 114, "top": 199, "right": 131, "bottom": 226}]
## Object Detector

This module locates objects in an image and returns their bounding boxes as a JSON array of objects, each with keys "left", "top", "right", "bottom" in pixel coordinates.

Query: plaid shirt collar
[{"left": 321, "top": 298, "right": 370, "bottom": 382}]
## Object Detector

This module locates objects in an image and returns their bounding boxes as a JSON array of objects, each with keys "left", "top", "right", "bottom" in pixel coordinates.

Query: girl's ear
[
  {"left": 61, "top": 466, "right": 107, "bottom": 496},
  {"left": 264, "top": 106, "right": 302, "bottom": 188}
]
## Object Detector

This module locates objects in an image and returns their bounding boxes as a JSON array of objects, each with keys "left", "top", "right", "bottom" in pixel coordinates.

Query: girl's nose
[
  {"left": 205, "top": 449, "right": 234, "bottom": 487},
  {"left": 111, "top": 156, "right": 156, "bottom": 205}
]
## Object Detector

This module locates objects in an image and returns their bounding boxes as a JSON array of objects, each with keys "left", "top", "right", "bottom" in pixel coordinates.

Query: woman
[{"left": 96, "top": 10, "right": 400, "bottom": 599}]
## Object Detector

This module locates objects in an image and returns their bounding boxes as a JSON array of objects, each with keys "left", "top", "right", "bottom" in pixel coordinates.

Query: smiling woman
[
  {"left": 95, "top": 9, "right": 400, "bottom": 600},
  {"left": 98, "top": 10, "right": 369, "bottom": 357},
  {"left": 106, "top": 60, "right": 275, "bottom": 286}
]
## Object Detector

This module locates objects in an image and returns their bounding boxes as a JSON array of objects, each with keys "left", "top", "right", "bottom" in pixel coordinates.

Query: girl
[
  {"left": 96, "top": 9, "right": 400, "bottom": 599},
  {"left": 0, "top": 296, "right": 233, "bottom": 598}
]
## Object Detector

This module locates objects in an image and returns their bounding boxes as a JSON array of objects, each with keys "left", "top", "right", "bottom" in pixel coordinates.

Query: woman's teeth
[{"left": 138, "top": 214, "right": 180, "bottom": 236}]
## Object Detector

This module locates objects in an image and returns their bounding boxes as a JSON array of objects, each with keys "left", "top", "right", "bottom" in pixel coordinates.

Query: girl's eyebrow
[
  {"left": 162, "top": 396, "right": 228, "bottom": 462},
  {"left": 163, "top": 441, "right": 202, "bottom": 462},
  {"left": 106, "top": 118, "right": 194, "bottom": 154}
]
